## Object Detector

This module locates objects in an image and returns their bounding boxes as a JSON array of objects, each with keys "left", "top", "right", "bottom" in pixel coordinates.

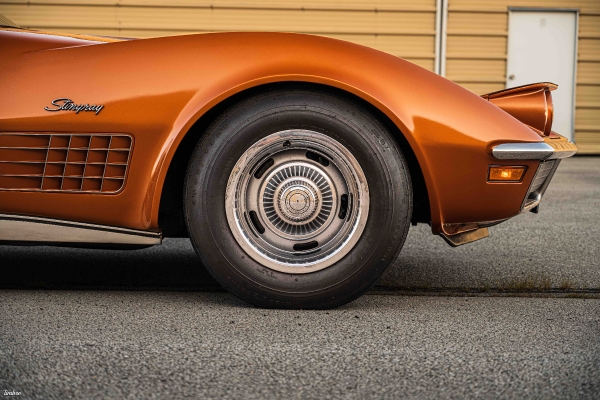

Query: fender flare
[{"left": 146, "top": 74, "right": 440, "bottom": 231}]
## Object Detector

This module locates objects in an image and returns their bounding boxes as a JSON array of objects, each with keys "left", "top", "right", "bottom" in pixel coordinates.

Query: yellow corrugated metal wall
[
  {"left": 0, "top": 0, "right": 438, "bottom": 71},
  {"left": 446, "top": 0, "right": 600, "bottom": 153},
  {"left": 1, "top": 0, "right": 599, "bottom": 152}
]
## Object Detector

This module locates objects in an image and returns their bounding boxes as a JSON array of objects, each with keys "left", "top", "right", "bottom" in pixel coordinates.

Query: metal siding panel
[
  {"left": 323, "top": 34, "right": 436, "bottom": 58},
  {"left": 20, "top": 27, "right": 437, "bottom": 61},
  {"left": 448, "top": 11, "right": 507, "bottom": 34},
  {"left": 2, "top": 0, "right": 437, "bottom": 10},
  {"left": 577, "top": 61, "right": 600, "bottom": 83},
  {"left": 574, "top": 132, "right": 600, "bottom": 153},
  {"left": 446, "top": 35, "right": 507, "bottom": 58},
  {"left": 124, "top": 0, "right": 436, "bottom": 7},
  {"left": 460, "top": 82, "right": 505, "bottom": 95},
  {"left": 0, "top": 1, "right": 437, "bottom": 73},
  {"left": 449, "top": 0, "right": 600, "bottom": 12},
  {"left": 575, "top": 18, "right": 600, "bottom": 151},
  {"left": 579, "top": 15, "right": 600, "bottom": 37},
  {"left": 0, "top": 5, "right": 435, "bottom": 35},
  {"left": 446, "top": 59, "right": 506, "bottom": 82},
  {"left": 575, "top": 108, "right": 600, "bottom": 131},
  {"left": 18, "top": 27, "right": 188, "bottom": 38},
  {"left": 577, "top": 85, "right": 600, "bottom": 108},
  {"left": 405, "top": 58, "right": 435, "bottom": 70},
  {"left": 579, "top": 38, "right": 600, "bottom": 61}
]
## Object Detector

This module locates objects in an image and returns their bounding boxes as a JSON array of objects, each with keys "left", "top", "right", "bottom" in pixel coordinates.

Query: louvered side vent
[{"left": 0, "top": 133, "right": 132, "bottom": 193}]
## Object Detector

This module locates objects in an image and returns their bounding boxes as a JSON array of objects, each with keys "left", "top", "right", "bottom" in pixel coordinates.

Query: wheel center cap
[
  {"left": 287, "top": 191, "right": 309, "bottom": 211},
  {"left": 276, "top": 180, "right": 319, "bottom": 223}
]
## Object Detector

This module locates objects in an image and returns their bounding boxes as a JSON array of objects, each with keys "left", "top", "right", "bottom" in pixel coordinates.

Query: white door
[{"left": 506, "top": 10, "right": 577, "bottom": 141}]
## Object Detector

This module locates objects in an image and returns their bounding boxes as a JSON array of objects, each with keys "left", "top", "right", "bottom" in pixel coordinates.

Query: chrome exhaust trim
[
  {"left": 520, "top": 160, "right": 560, "bottom": 213},
  {"left": 0, "top": 214, "right": 161, "bottom": 246},
  {"left": 440, "top": 227, "right": 489, "bottom": 247}
]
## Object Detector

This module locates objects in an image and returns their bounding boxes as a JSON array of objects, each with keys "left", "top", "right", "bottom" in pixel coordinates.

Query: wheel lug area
[
  {"left": 263, "top": 164, "right": 333, "bottom": 237},
  {"left": 277, "top": 181, "right": 319, "bottom": 223}
]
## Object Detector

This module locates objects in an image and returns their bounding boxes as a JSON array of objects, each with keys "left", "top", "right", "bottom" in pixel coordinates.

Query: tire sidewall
[{"left": 185, "top": 90, "right": 411, "bottom": 308}]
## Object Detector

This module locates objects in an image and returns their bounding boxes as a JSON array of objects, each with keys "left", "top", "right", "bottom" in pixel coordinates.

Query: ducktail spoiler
[{"left": 482, "top": 82, "right": 557, "bottom": 137}]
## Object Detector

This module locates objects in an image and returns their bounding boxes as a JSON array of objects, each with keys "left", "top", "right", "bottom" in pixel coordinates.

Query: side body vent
[{"left": 0, "top": 133, "right": 132, "bottom": 193}]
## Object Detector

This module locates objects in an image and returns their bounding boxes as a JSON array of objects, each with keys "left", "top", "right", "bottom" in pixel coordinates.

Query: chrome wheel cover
[{"left": 225, "top": 130, "right": 369, "bottom": 274}]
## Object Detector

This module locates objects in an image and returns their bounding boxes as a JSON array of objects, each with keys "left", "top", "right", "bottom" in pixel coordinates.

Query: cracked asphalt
[{"left": 1, "top": 157, "right": 599, "bottom": 398}]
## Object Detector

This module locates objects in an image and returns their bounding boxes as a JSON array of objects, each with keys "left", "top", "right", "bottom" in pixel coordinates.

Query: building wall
[
  {"left": 446, "top": 0, "right": 600, "bottom": 153},
  {"left": 0, "top": 0, "right": 438, "bottom": 71},
  {"left": 1, "top": 0, "right": 598, "bottom": 152}
]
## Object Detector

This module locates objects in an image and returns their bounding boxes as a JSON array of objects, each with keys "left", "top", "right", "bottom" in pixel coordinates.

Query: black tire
[{"left": 184, "top": 87, "right": 412, "bottom": 309}]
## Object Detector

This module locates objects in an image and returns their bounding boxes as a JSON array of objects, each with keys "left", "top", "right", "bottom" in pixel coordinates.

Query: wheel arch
[{"left": 155, "top": 81, "right": 431, "bottom": 237}]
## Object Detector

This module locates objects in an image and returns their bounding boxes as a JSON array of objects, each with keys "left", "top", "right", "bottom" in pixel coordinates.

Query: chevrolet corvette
[{"left": 0, "top": 16, "right": 577, "bottom": 308}]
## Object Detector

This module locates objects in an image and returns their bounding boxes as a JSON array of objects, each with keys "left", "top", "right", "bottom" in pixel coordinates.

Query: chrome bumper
[
  {"left": 492, "top": 138, "right": 578, "bottom": 160},
  {"left": 492, "top": 135, "right": 577, "bottom": 212}
]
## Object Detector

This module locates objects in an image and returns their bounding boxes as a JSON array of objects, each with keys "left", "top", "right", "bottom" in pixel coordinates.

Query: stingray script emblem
[{"left": 45, "top": 98, "right": 104, "bottom": 115}]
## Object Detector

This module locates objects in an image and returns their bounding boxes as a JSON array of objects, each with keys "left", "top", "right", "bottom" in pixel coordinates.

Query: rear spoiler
[{"left": 482, "top": 82, "right": 557, "bottom": 137}]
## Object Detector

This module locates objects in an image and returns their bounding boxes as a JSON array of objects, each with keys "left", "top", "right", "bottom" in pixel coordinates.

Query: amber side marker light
[{"left": 488, "top": 166, "right": 526, "bottom": 182}]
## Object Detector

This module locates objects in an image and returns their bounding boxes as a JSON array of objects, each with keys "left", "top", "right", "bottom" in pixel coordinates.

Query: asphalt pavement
[
  {"left": 1, "top": 291, "right": 599, "bottom": 399},
  {"left": 380, "top": 156, "right": 600, "bottom": 291},
  {"left": 1, "top": 157, "right": 599, "bottom": 399}
]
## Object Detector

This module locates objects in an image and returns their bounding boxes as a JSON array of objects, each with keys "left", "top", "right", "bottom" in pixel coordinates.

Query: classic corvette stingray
[{"left": 0, "top": 17, "right": 577, "bottom": 308}]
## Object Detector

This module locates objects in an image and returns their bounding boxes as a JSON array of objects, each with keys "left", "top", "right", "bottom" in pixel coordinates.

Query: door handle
[{"left": 508, "top": 74, "right": 516, "bottom": 80}]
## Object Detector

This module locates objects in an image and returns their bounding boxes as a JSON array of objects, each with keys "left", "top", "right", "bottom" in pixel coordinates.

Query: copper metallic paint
[
  {"left": 0, "top": 28, "right": 552, "bottom": 235},
  {"left": 482, "top": 83, "right": 556, "bottom": 137}
]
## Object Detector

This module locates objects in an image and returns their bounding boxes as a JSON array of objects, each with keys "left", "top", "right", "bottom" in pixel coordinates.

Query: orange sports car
[{"left": 0, "top": 17, "right": 577, "bottom": 308}]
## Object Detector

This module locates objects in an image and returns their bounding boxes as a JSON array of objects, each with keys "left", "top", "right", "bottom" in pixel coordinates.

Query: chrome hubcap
[
  {"left": 265, "top": 164, "right": 333, "bottom": 233},
  {"left": 281, "top": 185, "right": 315, "bottom": 219},
  {"left": 276, "top": 179, "right": 320, "bottom": 223},
  {"left": 225, "top": 130, "right": 369, "bottom": 274}
]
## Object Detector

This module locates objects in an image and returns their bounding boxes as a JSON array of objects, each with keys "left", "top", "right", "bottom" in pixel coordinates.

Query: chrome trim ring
[{"left": 225, "top": 130, "right": 369, "bottom": 274}]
